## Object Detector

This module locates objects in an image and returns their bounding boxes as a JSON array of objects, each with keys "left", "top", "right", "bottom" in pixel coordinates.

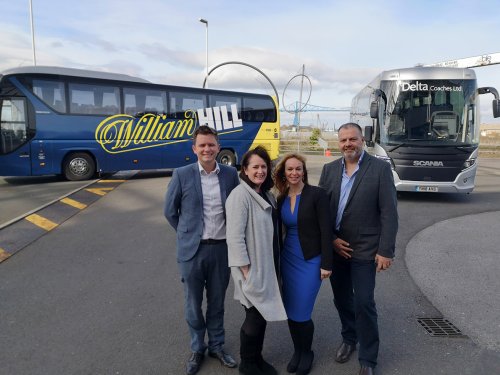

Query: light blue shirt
[
  {"left": 336, "top": 151, "right": 365, "bottom": 231},
  {"left": 198, "top": 162, "right": 225, "bottom": 240}
]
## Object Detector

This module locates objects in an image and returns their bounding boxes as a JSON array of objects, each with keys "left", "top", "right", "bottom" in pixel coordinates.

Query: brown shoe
[{"left": 335, "top": 342, "right": 356, "bottom": 363}]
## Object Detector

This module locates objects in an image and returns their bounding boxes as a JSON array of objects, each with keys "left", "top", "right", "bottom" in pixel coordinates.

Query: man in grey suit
[
  {"left": 165, "top": 125, "right": 240, "bottom": 375},
  {"left": 319, "top": 123, "right": 398, "bottom": 375}
]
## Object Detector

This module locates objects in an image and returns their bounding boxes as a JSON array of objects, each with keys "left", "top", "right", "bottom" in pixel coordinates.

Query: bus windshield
[{"left": 379, "top": 79, "right": 478, "bottom": 147}]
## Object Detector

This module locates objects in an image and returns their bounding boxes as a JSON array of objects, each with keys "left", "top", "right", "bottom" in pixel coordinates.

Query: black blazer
[
  {"left": 278, "top": 184, "right": 333, "bottom": 270},
  {"left": 318, "top": 153, "right": 398, "bottom": 261}
]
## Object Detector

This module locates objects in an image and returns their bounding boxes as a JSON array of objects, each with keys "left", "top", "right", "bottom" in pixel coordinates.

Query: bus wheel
[
  {"left": 217, "top": 149, "right": 236, "bottom": 166},
  {"left": 63, "top": 152, "right": 96, "bottom": 181}
]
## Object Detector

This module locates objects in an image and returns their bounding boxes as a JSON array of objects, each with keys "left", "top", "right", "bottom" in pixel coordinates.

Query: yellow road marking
[
  {"left": 0, "top": 248, "right": 11, "bottom": 262},
  {"left": 98, "top": 179, "right": 126, "bottom": 183},
  {"left": 60, "top": 197, "right": 87, "bottom": 210},
  {"left": 85, "top": 187, "right": 114, "bottom": 196},
  {"left": 25, "top": 214, "right": 58, "bottom": 231}
]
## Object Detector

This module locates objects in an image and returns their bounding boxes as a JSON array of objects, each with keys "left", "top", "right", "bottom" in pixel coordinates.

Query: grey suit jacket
[
  {"left": 318, "top": 153, "right": 398, "bottom": 260},
  {"left": 164, "top": 162, "right": 240, "bottom": 262}
]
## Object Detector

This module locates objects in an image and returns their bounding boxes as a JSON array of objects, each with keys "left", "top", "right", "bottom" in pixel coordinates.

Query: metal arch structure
[
  {"left": 281, "top": 73, "right": 312, "bottom": 114},
  {"left": 280, "top": 101, "right": 351, "bottom": 126},
  {"left": 202, "top": 61, "right": 279, "bottom": 106},
  {"left": 281, "top": 71, "right": 313, "bottom": 128}
]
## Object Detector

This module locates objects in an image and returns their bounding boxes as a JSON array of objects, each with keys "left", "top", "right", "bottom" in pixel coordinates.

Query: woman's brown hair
[
  {"left": 239, "top": 145, "right": 274, "bottom": 191},
  {"left": 273, "top": 153, "right": 309, "bottom": 200}
]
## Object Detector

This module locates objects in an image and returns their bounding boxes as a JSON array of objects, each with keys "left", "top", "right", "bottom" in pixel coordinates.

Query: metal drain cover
[{"left": 417, "top": 317, "right": 465, "bottom": 337}]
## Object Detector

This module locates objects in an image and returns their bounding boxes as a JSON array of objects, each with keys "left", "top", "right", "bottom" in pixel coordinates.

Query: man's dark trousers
[
  {"left": 178, "top": 241, "right": 230, "bottom": 354},
  {"left": 330, "top": 257, "right": 378, "bottom": 368}
]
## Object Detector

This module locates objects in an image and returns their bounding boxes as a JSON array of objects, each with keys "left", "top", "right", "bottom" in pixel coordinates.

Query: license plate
[{"left": 416, "top": 186, "right": 438, "bottom": 192}]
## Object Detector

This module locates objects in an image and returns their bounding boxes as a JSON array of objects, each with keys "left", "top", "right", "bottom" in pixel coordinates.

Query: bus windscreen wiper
[{"left": 387, "top": 143, "right": 406, "bottom": 152}]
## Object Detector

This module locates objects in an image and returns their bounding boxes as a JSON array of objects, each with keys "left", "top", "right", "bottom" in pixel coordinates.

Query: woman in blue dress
[{"left": 274, "top": 154, "right": 333, "bottom": 375}]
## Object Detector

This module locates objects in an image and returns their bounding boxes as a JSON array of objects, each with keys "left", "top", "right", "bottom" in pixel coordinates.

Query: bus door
[{"left": 0, "top": 97, "right": 32, "bottom": 176}]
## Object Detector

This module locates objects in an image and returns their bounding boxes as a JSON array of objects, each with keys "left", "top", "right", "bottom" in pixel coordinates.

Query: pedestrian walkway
[{"left": 406, "top": 210, "right": 500, "bottom": 351}]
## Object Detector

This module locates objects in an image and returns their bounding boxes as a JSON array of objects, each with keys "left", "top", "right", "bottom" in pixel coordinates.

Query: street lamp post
[
  {"left": 29, "top": 0, "right": 37, "bottom": 65},
  {"left": 199, "top": 18, "right": 208, "bottom": 88}
]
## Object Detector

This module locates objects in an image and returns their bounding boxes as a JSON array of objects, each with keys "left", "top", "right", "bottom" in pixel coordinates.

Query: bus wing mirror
[
  {"left": 370, "top": 101, "right": 378, "bottom": 118},
  {"left": 364, "top": 125, "right": 374, "bottom": 147},
  {"left": 493, "top": 99, "right": 500, "bottom": 118},
  {"left": 477, "top": 87, "right": 500, "bottom": 118}
]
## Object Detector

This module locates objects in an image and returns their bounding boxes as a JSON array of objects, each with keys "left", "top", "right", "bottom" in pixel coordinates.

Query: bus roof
[
  {"left": 0, "top": 66, "right": 150, "bottom": 84},
  {"left": 0, "top": 66, "right": 277, "bottom": 100},
  {"left": 378, "top": 66, "right": 477, "bottom": 81}
]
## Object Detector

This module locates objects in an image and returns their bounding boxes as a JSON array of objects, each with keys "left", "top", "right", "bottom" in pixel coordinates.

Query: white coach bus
[{"left": 351, "top": 66, "right": 499, "bottom": 193}]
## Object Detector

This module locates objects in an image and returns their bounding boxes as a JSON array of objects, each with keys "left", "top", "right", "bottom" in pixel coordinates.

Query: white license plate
[{"left": 416, "top": 186, "right": 438, "bottom": 192}]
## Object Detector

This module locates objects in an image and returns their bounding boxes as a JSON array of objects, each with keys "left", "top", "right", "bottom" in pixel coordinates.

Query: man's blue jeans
[
  {"left": 178, "top": 242, "right": 230, "bottom": 353},
  {"left": 330, "top": 258, "right": 378, "bottom": 368}
]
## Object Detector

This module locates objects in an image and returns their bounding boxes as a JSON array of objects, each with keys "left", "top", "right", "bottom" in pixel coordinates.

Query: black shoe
[
  {"left": 335, "top": 342, "right": 356, "bottom": 363},
  {"left": 296, "top": 350, "right": 314, "bottom": 375},
  {"left": 257, "top": 355, "right": 278, "bottom": 375},
  {"left": 186, "top": 352, "right": 204, "bottom": 375},
  {"left": 239, "top": 359, "right": 263, "bottom": 375},
  {"left": 209, "top": 350, "right": 237, "bottom": 368},
  {"left": 286, "top": 351, "right": 300, "bottom": 373},
  {"left": 359, "top": 365, "right": 374, "bottom": 375}
]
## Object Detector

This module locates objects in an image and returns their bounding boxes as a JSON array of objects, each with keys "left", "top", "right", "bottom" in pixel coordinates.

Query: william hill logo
[
  {"left": 197, "top": 104, "right": 242, "bottom": 130},
  {"left": 95, "top": 105, "right": 242, "bottom": 154}
]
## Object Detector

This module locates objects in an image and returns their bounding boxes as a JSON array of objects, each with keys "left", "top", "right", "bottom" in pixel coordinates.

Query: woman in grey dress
[{"left": 226, "top": 146, "right": 287, "bottom": 375}]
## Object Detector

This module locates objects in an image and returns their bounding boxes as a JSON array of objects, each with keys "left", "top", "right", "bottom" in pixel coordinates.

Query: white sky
[{"left": 1, "top": 0, "right": 500, "bottom": 128}]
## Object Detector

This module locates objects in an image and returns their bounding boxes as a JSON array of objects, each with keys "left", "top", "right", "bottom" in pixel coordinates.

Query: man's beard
[{"left": 342, "top": 148, "right": 360, "bottom": 161}]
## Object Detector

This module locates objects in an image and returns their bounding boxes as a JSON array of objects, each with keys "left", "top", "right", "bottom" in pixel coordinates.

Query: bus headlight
[
  {"left": 375, "top": 155, "right": 395, "bottom": 169},
  {"left": 462, "top": 157, "right": 476, "bottom": 170}
]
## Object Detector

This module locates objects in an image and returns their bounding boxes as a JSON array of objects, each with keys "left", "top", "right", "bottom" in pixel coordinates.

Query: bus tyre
[
  {"left": 63, "top": 152, "right": 96, "bottom": 181},
  {"left": 217, "top": 149, "right": 236, "bottom": 166}
]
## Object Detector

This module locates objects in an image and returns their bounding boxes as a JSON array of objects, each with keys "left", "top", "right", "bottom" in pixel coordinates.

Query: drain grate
[{"left": 417, "top": 317, "right": 465, "bottom": 337}]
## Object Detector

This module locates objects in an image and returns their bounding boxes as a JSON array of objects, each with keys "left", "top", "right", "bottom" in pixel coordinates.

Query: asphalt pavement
[
  {"left": 406, "top": 210, "right": 500, "bottom": 351},
  {"left": 1, "top": 157, "right": 500, "bottom": 374}
]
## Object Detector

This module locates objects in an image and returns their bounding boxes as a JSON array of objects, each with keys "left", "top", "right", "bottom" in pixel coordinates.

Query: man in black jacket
[{"left": 319, "top": 123, "right": 398, "bottom": 375}]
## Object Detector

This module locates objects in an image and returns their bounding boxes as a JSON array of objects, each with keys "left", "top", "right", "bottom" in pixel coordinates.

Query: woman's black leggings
[{"left": 241, "top": 306, "right": 267, "bottom": 336}]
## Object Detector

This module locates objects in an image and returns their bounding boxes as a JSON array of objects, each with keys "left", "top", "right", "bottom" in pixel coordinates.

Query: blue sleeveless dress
[{"left": 281, "top": 195, "right": 322, "bottom": 322}]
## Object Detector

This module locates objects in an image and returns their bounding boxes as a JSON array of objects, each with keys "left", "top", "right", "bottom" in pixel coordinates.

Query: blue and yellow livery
[{"left": 0, "top": 66, "right": 280, "bottom": 180}]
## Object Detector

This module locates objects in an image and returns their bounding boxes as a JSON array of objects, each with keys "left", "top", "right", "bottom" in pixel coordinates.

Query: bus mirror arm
[
  {"left": 370, "top": 89, "right": 387, "bottom": 119},
  {"left": 370, "top": 101, "right": 378, "bottom": 118},
  {"left": 364, "top": 125, "right": 374, "bottom": 147}
]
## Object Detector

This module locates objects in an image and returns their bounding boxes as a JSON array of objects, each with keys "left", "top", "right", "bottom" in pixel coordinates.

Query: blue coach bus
[{"left": 0, "top": 66, "right": 279, "bottom": 180}]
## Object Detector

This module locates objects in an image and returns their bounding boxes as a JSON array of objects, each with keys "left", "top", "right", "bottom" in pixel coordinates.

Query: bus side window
[
  {"left": 243, "top": 97, "right": 276, "bottom": 123},
  {"left": 124, "top": 87, "right": 166, "bottom": 116},
  {"left": 242, "top": 109, "right": 252, "bottom": 121},
  {"left": 170, "top": 92, "right": 207, "bottom": 119},
  {"left": 209, "top": 95, "right": 241, "bottom": 121},
  {"left": 255, "top": 112, "right": 265, "bottom": 122},
  {"left": 69, "top": 83, "right": 120, "bottom": 115},
  {"left": 32, "top": 79, "right": 66, "bottom": 113}
]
